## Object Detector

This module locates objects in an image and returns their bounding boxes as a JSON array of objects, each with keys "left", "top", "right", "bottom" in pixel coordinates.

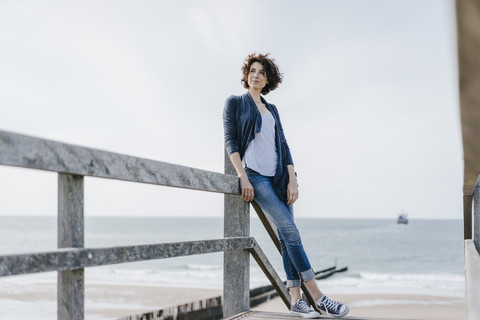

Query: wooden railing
[{"left": 0, "top": 129, "right": 292, "bottom": 319}]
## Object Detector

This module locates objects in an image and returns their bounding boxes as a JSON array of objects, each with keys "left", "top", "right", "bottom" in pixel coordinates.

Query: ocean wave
[
  {"left": 317, "top": 271, "right": 465, "bottom": 296},
  {"left": 1, "top": 267, "right": 464, "bottom": 297},
  {"left": 358, "top": 272, "right": 464, "bottom": 282},
  {"left": 83, "top": 267, "right": 224, "bottom": 289},
  {"left": 186, "top": 264, "right": 221, "bottom": 270}
]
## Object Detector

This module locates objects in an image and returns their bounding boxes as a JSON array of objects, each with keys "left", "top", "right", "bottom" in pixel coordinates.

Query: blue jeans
[{"left": 245, "top": 168, "right": 315, "bottom": 288}]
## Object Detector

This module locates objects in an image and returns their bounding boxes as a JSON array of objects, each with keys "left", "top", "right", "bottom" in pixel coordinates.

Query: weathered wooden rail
[{"left": 0, "top": 129, "right": 292, "bottom": 319}]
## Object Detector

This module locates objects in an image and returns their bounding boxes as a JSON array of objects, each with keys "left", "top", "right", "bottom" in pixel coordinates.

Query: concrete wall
[{"left": 465, "top": 240, "right": 480, "bottom": 320}]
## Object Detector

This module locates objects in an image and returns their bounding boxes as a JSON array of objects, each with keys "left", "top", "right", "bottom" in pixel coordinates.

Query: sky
[{"left": 0, "top": 0, "right": 462, "bottom": 219}]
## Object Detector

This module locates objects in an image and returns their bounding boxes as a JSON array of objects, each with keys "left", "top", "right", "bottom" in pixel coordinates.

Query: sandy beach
[
  {"left": 0, "top": 282, "right": 222, "bottom": 319},
  {"left": 254, "top": 294, "right": 465, "bottom": 320},
  {"left": 85, "top": 284, "right": 222, "bottom": 319},
  {"left": 0, "top": 280, "right": 464, "bottom": 320}
]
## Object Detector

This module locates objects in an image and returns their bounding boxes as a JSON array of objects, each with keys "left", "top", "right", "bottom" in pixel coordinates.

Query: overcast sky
[{"left": 0, "top": 0, "right": 462, "bottom": 219}]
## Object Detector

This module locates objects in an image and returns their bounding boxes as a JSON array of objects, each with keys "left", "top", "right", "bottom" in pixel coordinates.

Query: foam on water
[
  {"left": 316, "top": 271, "right": 465, "bottom": 297},
  {"left": 186, "top": 263, "right": 222, "bottom": 270},
  {"left": 1, "top": 267, "right": 463, "bottom": 296}
]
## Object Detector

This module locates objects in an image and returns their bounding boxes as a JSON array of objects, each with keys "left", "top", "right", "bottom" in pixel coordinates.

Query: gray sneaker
[
  {"left": 290, "top": 299, "right": 321, "bottom": 318},
  {"left": 316, "top": 295, "right": 349, "bottom": 318}
]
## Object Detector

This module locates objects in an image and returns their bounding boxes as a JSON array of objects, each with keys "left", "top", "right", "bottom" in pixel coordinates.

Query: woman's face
[{"left": 247, "top": 61, "right": 268, "bottom": 91}]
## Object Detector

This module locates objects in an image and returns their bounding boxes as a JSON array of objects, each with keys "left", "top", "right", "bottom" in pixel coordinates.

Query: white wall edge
[{"left": 465, "top": 240, "right": 480, "bottom": 320}]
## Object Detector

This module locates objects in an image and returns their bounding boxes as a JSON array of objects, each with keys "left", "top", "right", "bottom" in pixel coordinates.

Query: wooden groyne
[{"left": 118, "top": 296, "right": 223, "bottom": 320}]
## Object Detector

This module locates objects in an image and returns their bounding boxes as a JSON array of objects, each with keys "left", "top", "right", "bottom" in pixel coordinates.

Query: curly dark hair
[{"left": 241, "top": 53, "right": 283, "bottom": 95}]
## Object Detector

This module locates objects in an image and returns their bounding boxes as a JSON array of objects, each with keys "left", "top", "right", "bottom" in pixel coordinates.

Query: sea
[{"left": 0, "top": 216, "right": 465, "bottom": 319}]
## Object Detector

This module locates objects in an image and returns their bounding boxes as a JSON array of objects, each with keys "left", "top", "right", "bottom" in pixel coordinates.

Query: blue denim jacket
[{"left": 223, "top": 91, "right": 294, "bottom": 204}]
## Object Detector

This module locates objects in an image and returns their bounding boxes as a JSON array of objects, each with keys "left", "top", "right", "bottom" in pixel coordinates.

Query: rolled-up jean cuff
[
  {"left": 300, "top": 268, "right": 315, "bottom": 282},
  {"left": 286, "top": 279, "right": 301, "bottom": 288}
]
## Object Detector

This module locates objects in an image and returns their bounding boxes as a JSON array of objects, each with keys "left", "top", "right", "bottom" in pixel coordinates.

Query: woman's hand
[
  {"left": 287, "top": 179, "right": 299, "bottom": 206},
  {"left": 228, "top": 152, "right": 255, "bottom": 202},
  {"left": 240, "top": 175, "right": 254, "bottom": 202}
]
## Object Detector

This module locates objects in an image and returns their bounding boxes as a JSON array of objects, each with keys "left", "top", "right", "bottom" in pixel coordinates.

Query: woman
[{"left": 223, "top": 53, "right": 349, "bottom": 318}]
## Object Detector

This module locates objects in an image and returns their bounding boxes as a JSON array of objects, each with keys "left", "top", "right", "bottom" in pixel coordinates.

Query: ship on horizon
[{"left": 397, "top": 213, "right": 408, "bottom": 224}]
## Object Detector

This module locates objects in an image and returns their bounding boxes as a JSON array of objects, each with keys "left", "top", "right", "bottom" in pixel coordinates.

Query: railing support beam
[
  {"left": 58, "top": 174, "right": 85, "bottom": 320},
  {"left": 248, "top": 240, "right": 291, "bottom": 309},
  {"left": 223, "top": 150, "right": 250, "bottom": 318},
  {"left": 252, "top": 198, "right": 318, "bottom": 309}
]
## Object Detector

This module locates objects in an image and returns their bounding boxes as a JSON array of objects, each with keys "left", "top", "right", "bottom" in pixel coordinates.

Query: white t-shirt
[{"left": 242, "top": 112, "right": 278, "bottom": 176}]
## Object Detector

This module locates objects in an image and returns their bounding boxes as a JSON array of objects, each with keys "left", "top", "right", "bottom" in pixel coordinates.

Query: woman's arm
[
  {"left": 229, "top": 152, "right": 254, "bottom": 202},
  {"left": 223, "top": 97, "right": 254, "bottom": 202},
  {"left": 223, "top": 96, "right": 239, "bottom": 156},
  {"left": 286, "top": 164, "right": 299, "bottom": 206},
  {"left": 270, "top": 104, "right": 297, "bottom": 205}
]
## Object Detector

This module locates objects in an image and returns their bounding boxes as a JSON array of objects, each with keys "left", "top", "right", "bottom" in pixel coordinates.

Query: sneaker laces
[
  {"left": 321, "top": 296, "right": 341, "bottom": 312},
  {"left": 296, "top": 299, "right": 314, "bottom": 313}
]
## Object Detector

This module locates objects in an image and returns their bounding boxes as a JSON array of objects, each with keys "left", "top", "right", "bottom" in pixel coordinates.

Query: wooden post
[
  {"left": 58, "top": 174, "right": 84, "bottom": 320},
  {"left": 223, "top": 149, "right": 250, "bottom": 318},
  {"left": 464, "top": 194, "right": 473, "bottom": 240}
]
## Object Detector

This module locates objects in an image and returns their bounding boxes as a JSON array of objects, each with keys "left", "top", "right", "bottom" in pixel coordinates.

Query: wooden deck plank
[{"left": 225, "top": 310, "right": 413, "bottom": 320}]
